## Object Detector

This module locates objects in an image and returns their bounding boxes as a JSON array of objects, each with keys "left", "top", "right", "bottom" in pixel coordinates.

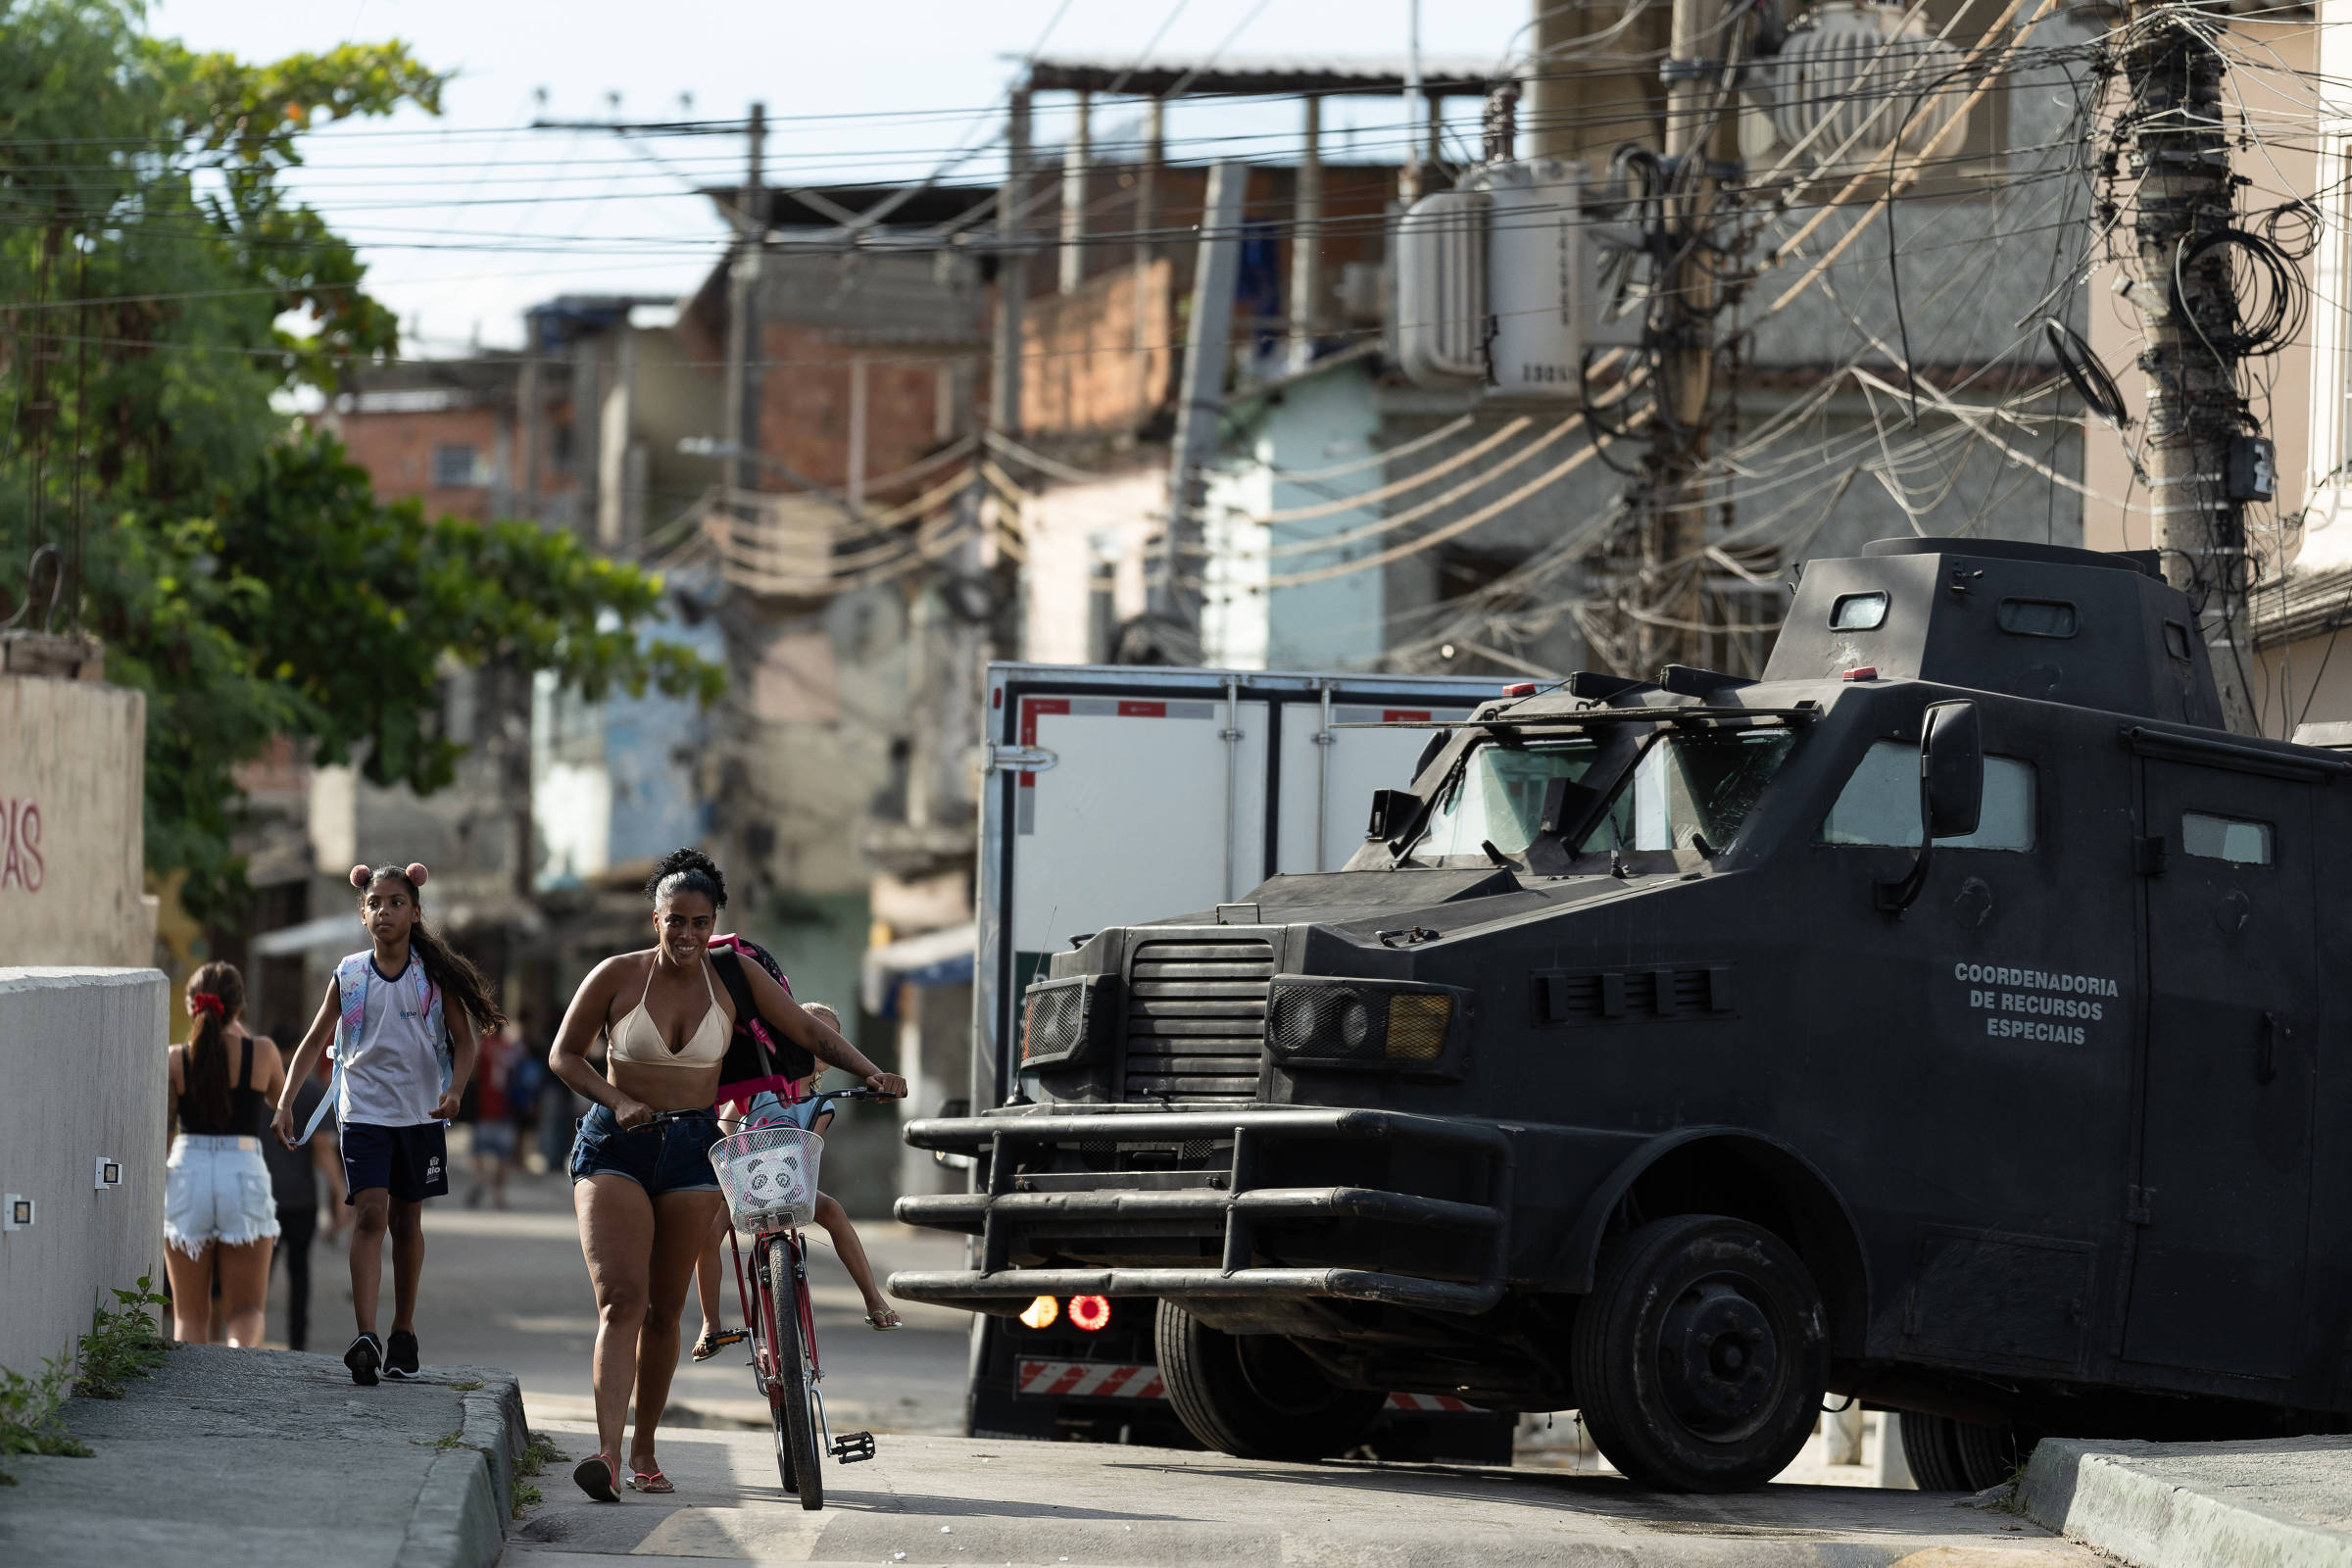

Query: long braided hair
[
  {"left": 353, "top": 862, "right": 508, "bottom": 1035},
  {"left": 183, "top": 961, "right": 244, "bottom": 1129}
]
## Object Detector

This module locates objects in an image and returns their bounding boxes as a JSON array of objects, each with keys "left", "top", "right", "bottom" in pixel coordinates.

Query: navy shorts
[
  {"left": 342, "top": 1122, "right": 450, "bottom": 1205},
  {"left": 568, "top": 1104, "right": 721, "bottom": 1197}
]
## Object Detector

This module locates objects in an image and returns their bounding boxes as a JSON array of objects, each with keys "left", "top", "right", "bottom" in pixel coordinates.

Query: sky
[{"left": 153, "top": 0, "right": 1542, "bottom": 356}]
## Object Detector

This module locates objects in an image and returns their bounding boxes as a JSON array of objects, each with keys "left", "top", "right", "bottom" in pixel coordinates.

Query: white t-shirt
[{"left": 339, "top": 958, "right": 444, "bottom": 1128}]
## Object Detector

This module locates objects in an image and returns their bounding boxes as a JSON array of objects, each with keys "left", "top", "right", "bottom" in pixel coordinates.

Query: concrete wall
[
  {"left": 0, "top": 674, "right": 152, "bottom": 968},
  {"left": 0, "top": 968, "right": 169, "bottom": 1378}
]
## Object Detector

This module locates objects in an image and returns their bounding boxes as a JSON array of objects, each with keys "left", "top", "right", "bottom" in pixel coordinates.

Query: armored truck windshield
[{"left": 1413, "top": 719, "right": 1803, "bottom": 861}]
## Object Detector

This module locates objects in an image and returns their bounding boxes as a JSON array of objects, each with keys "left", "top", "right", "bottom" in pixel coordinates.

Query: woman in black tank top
[{"left": 165, "top": 962, "right": 287, "bottom": 1346}]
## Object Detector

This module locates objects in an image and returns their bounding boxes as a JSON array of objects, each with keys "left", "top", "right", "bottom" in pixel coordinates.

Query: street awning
[
  {"left": 249, "top": 915, "right": 361, "bottom": 957},
  {"left": 861, "top": 922, "right": 975, "bottom": 1014}
]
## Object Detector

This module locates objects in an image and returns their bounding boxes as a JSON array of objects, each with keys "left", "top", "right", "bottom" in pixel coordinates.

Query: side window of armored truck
[
  {"left": 1818, "top": 740, "right": 2036, "bottom": 850},
  {"left": 1577, "top": 728, "right": 1798, "bottom": 855},
  {"left": 1418, "top": 739, "right": 1600, "bottom": 858},
  {"left": 2180, "top": 810, "right": 2273, "bottom": 866}
]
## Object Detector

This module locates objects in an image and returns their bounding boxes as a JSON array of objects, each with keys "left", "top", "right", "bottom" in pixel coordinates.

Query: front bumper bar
[{"left": 889, "top": 1106, "right": 1512, "bottom": 1316}]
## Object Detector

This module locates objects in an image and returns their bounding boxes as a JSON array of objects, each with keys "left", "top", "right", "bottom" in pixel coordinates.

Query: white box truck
[{"left": 955, "top": 661, "right": 1521, "bottom": 1452}]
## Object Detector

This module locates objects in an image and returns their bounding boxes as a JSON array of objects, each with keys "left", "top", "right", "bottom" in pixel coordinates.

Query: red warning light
[
  {"left": 1842, "top": 667, "right": 1878, "bottom": 681},
  {"left": 1067, "top": 1294, "right": 1112, "bottom": 1332},
  {"left": 1502, "top": 682, "right": 1538, "bottom": 698}
]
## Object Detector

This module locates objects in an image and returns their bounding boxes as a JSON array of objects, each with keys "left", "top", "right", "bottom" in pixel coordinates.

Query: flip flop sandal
[
  {"left": 691, "top": 1326, "right": 747, "bottom": 1362},
  {"left": 573, "top": 1452, "right": 619, "bottom": 1502},
  {"left": 865, "top": 1308, "right": 905, "bottom": 1331},
  {"left": 626, "top": 1467, "right": 675, "bottom": 1494}
]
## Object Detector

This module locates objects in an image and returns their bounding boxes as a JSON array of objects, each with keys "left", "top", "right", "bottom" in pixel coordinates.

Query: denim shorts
[
  {"left": 166, "top": 1136, "right": 281, "bottom": 1256},
  {"left": 568, "top": 1103, "right": 721, "bottom": 1196}
]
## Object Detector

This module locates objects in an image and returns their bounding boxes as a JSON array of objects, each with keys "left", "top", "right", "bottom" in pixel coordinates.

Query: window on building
[
  {"left": 1819, "top": 740, "right": 2035, "bottom": 850},
  {"left": 2181, "top": 811, "right": 2273, "bottom": 866},
  {"left": 433, "top": 443, "right": 484, "bottom": 487}
]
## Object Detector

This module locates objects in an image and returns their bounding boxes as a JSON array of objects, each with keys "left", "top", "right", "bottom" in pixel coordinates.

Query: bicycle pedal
[
  {"left": 708, "top": 1328, "right": 749, "bottom": 1348},
  {"left": 829, "top": 1431, "right": 876, "bottom": 1464}
]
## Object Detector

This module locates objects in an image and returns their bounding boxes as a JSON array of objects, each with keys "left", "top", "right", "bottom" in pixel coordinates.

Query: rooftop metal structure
[{"left": 1021, "top": 56, "right": 1505, "bottom": 98}]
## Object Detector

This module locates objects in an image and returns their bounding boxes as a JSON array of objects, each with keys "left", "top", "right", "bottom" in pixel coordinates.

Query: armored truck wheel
[
  {"left": 1571, "top": 1214, "right": 1829, "bottom": 1492},
  {"left": 1155, "top": 1301, "right": 1386, "bottom": 1461},
  {"left": 1898, "top": 1411, "right": 2030, "bottom": 1493}
]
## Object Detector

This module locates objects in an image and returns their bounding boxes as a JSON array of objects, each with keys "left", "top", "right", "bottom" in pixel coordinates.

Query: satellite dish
[{"left": 1766, "top": 3, "right": 1968, "bottom": 166}]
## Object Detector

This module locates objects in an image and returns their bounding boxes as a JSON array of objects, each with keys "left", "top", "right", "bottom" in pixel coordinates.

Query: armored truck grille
[{"left": 1123, "top": 939, "right": 1271, "bottom": 1102}]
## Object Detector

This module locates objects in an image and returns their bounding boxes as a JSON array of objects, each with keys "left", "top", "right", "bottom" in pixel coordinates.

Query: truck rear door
[{"left": 2125, "top": 760, "right": 2319, "bottom": 1382}]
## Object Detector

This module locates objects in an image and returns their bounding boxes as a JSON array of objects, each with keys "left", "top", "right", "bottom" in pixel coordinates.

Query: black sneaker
[
  {"left": 383, "top": 1329, "right": 420, "bottom": 1380},
  {"left": 345, "top": 1332, "right": 383, "bottom": 1387}
]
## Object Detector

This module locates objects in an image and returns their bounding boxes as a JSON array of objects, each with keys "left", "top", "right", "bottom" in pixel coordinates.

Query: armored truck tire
[
  {"left": 1155, "top": 1301, "right": 1387, "bottom": 1462},
  {"left": 1897, "top": 1411, "right": 2031, "bottom": 1493},
  {"left": 1570, "top": 1214, "right": 1830, "bottom": 1493}
]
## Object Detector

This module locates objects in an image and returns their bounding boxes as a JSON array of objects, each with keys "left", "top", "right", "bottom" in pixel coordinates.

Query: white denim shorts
[{"left": 165, "top": 1135, "right": 281, "bottom": 1256}]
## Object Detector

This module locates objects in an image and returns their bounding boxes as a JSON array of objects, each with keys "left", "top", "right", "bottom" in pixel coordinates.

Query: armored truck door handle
[{"left": 2256, "top": 1012, "right": 2280, "bottom": 1085}]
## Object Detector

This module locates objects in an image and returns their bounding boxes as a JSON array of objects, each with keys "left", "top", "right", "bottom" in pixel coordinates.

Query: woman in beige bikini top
[{"left": 547, "top": 847, "right": 905, "bottom": 1501}]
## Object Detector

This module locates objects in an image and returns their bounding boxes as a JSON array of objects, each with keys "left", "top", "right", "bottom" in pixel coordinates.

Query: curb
[
  {"left": 400, "top": 1368, "right": 529, "bottom": 1568},
  {"left": 2016, "top": 1436, "right": 2352, "bottom": 1568}
]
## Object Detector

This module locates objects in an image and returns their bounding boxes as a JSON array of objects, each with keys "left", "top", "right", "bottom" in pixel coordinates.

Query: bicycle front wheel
[
  {"left": 764, "top": 1240, "right": 824, "bottom": 1510},
  {"left": 754, "top": 1243, "right": 795, "bottom": 1494}
]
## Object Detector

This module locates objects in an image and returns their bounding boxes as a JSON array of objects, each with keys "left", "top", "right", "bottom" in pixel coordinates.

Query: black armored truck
[{"left": 888, "top": 536, "right": 2352, "bottom": 1492}]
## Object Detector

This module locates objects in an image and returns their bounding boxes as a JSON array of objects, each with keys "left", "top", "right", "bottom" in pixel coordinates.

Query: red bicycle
[{"left": 708, "top": 1087, "right": 889, "bottom": 1509}]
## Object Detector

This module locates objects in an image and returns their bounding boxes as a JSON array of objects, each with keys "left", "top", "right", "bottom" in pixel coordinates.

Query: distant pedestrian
[
  {"left": 550, "top": 848, "right": 904, "bottom": 1500},
  {"left": 165, "top": 962, "right": 285, "bottom": 1347},
  {"left": 466, "top": 1025, "right": 518, "bottom": 1207},
  {"left": 261, "top": 1052, "right": 347, "bottom": 1351},
  {"left": 273, "top": 862, "right": 502, "bottom": 1388}
]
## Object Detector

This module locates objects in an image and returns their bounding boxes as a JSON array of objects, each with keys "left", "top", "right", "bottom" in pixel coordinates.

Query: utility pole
[
  {"left": 1400, "top": 0, "right": 1424, "bottom": 202},
  {"left": 2124, "top": 2, "right": 2259, "bottom": 733},
  {"left": 1150, "top": 162, "right": 1249, "bottom": 636},
  {"left": 1061, "top": 90, "right": 1090, "bottom": 295},
  {"left": 992, "top": 90, "right": 1032, "bottom": 437},
  {"left": 723, "top": 103, "right": 767, "bottom": 503},
  {"left": 1630, "top": 0, "right": 1742, "bottom": 676},
  {"left": 1133, "top": 96, "right": 1164, "bottom": 415},
  {"left": 1289, "top": 94, "right": 1323, "bottom": 371}
]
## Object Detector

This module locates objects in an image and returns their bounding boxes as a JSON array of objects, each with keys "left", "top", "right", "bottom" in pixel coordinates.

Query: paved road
[
  {"left": 260, "top": 1155, "right": 2097, "bottom": 1563},
  {"left": 507, "top": 1418, "right": 2094, "bottom": 1567},
  {"left": 265, "top": 1156, "right": 975, "bottom": 1437}
]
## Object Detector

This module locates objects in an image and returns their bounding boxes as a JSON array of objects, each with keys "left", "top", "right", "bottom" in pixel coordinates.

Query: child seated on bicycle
[{"left": 695, "top": 1003, "right": 903, "bottom": 1358}]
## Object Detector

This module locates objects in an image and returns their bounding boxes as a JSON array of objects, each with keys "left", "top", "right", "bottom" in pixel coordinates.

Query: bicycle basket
[{"left": 710, "top": 1124, "right": 821, "bottom": 1228}]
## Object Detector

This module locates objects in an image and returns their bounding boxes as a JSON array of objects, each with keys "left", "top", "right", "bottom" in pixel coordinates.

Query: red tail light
[{"left": 1067, "top": 1294, "right": 1111, "bottom": 1332}]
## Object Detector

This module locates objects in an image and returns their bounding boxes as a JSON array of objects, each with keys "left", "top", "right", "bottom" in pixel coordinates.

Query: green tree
[{"left": 0, "top": 2, "right": 721, "bottom": 918}]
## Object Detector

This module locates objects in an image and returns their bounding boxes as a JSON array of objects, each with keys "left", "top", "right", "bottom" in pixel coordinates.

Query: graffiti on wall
[{"left": 2, "top": 797, "right": 44, "bottom": 891}]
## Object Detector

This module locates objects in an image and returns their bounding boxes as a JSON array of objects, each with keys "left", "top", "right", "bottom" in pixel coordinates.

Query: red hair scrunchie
[{"left": 188, "top": 993, "right": 227, "bottom": 1018}]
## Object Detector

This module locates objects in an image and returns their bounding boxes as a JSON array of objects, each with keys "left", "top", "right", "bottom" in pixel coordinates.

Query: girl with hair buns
[
  {"left": 164, "top": 961, "right": 286, "bottom": 1345},
  {"left": 550, "top": 847, "right": 905, "bottom": 1501},
  {"left": 274, "top": 861, "right": 500, "bottom": 1387}
]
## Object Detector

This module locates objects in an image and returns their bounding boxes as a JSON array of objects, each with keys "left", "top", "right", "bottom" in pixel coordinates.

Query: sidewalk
[
  {"left": 2017, "top": 1433, "right": 2352, "bottom": 1568},
  {"left": 0, "top": 1342, "right": 529, "bottom": 1568}
]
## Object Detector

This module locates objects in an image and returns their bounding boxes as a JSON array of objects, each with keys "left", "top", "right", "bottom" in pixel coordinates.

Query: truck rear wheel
[
  {"left": 1155, "top": 1301, "right": 1385, "bottom": 1462},
  {"left": 1570, "top": 1214, "right": 1829, "bottom": 1493},
  {"left": 1898, "top": 1411, "right": 2029, "bottom": 1493}
]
